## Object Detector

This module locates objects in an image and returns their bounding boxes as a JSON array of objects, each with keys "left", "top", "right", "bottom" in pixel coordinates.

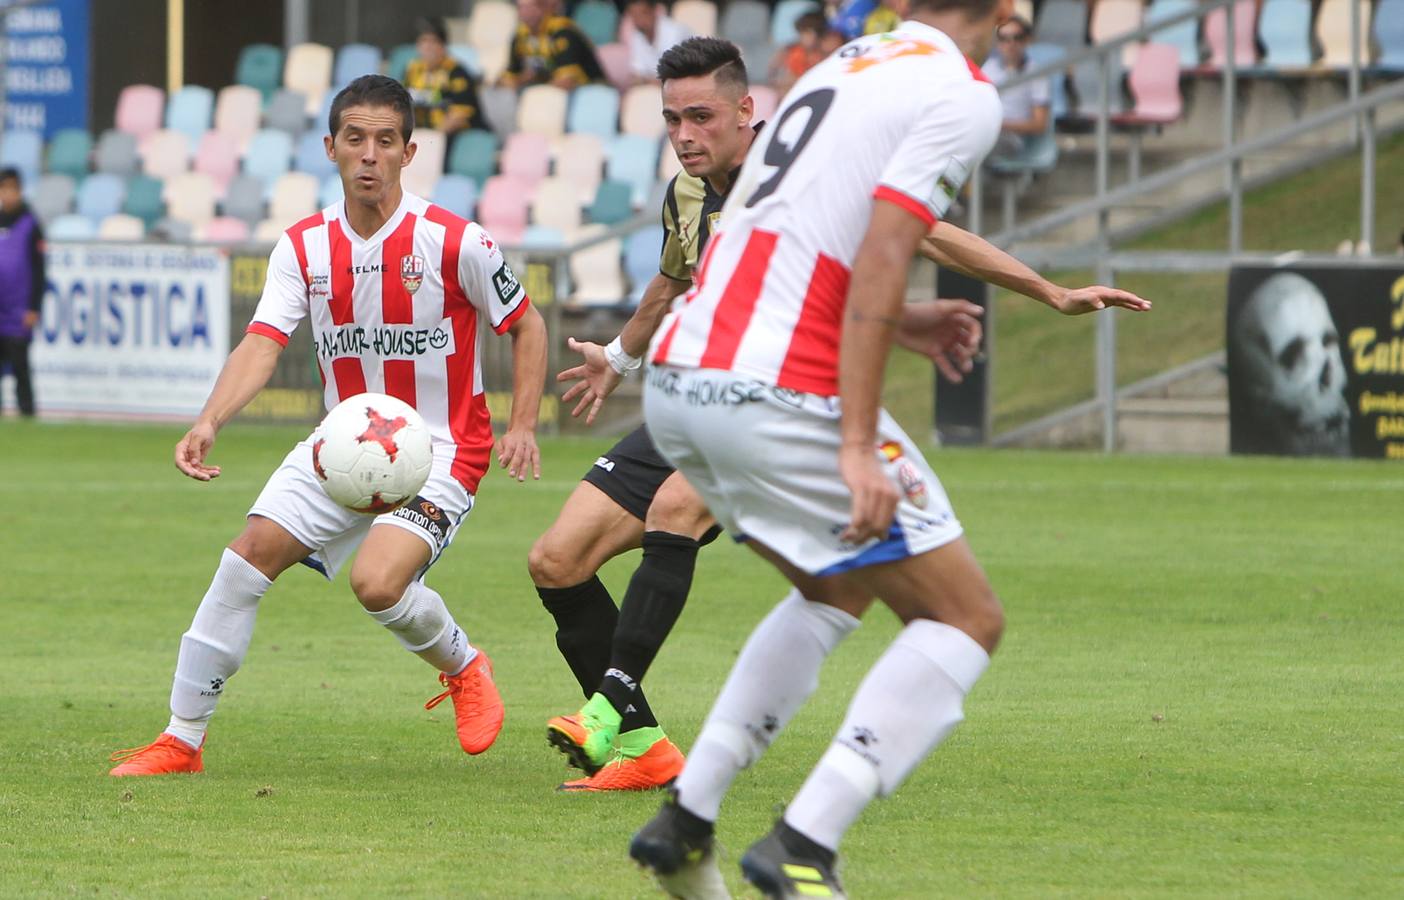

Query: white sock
[
  {"left": 368, "top": 581, "right": 474, "bottom": 675},
  {"left": 784, "top": 619, "right": 990, "bottom": 851},
  {"left": 675, "top": 590, "right": 860, "bottom": 822},
  {"left": 166, "top": 549, "right": 271, "bottom": 749}
]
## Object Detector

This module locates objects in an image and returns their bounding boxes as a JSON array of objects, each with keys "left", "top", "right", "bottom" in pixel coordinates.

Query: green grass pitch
[{"left": 1, "top": 422, "right": 1400, "bottom": 897}]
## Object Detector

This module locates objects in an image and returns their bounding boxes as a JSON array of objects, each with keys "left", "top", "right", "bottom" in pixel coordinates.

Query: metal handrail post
[
  {"left": 1225, "top": 0, "right": 1241, "bottom": 253},
  {"left": 1362, "top": 107, "right": 1376, "bottom": 251},
  {"left": 1350, "top": 0, "right": 1362, "bottom": 144},
  {"left": 1095, "top": 49, "right": 1115, "bottom": 450}
]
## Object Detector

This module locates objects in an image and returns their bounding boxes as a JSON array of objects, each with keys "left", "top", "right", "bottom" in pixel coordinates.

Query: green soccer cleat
[{"left": 546, "top": 691, "right": 622, "bottom": 775}]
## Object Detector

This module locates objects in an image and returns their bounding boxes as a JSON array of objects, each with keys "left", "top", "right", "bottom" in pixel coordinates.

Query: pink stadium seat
[
  {"left": 477, "top": 174, "right": 532, "bottom": 245},
  {"left": 1112, "top": 44, "right": 1184, "bottom": 126},
  {"left": 115, "top": 85, "right": 166, "bottom": 139},
  {"left": 620, "top": 84, "right": 664, "bottom": 138},
  {"left": 597, "top": 43, "right": 634, "bottom": 92},
  {"left": 499, "top": 132, "right": 551, "bottom": 184},
  {"left": 554, "top": 133, "right": 606, "bottom": 204},
  {"left": 1203, "top": 0, "right": 1258, "bottom": 69},
  {"left": 214, "top": 85, "right": 263, "bottom": 149},
  {"left": 195, "top": 132, "right": 241, "bottom": 197},
  {"left": 200, "top": 216, "right": 252, "bottom": 243},
  {"left": 1090, "top": 0, "right": 1144, "bottom": 66},
  {"left": 749, "top": 85, "right": 778, "bottom": 124}
]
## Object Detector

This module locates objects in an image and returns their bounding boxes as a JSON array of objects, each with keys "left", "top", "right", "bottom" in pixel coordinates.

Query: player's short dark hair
[
  {"left": 415, "top": 15, "right": 448, "bottom": 44},
  {"left": 0, "top": 167, "right": 20, "bottom": 187},
  {"left": 329, "top": 74, "right": 415, "bottom": 142},
  {"left": 909, "top": 0, "right": 1000, "bottom": 18},
  {"left": 656, "top": 37, "right": 747, "bottom": 93},
  {"left": 794, "top": 11, "right": 827, "bottom": 35}
]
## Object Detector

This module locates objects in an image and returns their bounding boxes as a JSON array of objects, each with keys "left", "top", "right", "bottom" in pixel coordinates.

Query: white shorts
[
  {"left": 643, "top": 366, "right": 963, "bottom": 576},
  {"left": 248, "top": 439, "right": 474, "bottom": 580}
]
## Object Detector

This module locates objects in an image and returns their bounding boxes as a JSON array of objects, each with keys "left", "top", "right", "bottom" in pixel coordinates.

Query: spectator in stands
[
  {"left": 405, "top": 16, "right": 490, "bottom": 135},
  {"left": 624, "top": 0, "right": 694, "bottom": 85},
  {"left": 771, "top": 12, "right": 843, "bottom": 94},
  {"left": 981, "top": 15, "right": 1050, "bottom": 157},
  {"left": 500, "top": 0, "right": 605, "bottom": 90},
  {"left": 0, "top": 167, "right": 44, "bottom": 419},
  {"left": 863, "top": 0, "right": 906, "bottom": 35}
]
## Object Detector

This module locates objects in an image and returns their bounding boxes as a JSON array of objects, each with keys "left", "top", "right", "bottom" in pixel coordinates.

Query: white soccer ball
[{"left": 311, "top": 392, "right": 434, "bottom": 514}]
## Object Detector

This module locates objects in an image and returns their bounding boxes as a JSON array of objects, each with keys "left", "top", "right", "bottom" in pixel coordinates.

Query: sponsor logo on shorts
[
  {"left": 390, "top": 493, "right": 451, "bottom": 549},
  {"left": 593, "top": 456, "right": 616, "bottom": 472},
  {"left": 896, "top": 460, "right": 928, "bottom": 509}
]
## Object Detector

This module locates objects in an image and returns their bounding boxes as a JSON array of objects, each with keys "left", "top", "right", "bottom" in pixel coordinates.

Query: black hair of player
[
  {"left": 0, "top": 166, "right": 20, "bottom": 188},
  {"left": 909, "top": 0, "right": 1000, "bottom": 18},
  {"left": 656, "top": 37, "right": 748, "bottom": 93},
  {"left": 415, "top": 15, "right": 448, "bottom": 44},
  {"left": 329, "top": 74, "right": 415, "bottom": 143},
  {"left": 793, "top": 11, "right": 828, "bottom": 35}
]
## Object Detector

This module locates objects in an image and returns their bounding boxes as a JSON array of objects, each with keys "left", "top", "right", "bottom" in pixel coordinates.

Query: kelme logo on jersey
[
  {"left": 492, "top": 262, "right": 521, "bottom": 304},
  {"left": 316, "top": 318, "right": 456, "bottom": 360},
  {"left": 400, "top": 254, "right": 425, "bottom": 295}
]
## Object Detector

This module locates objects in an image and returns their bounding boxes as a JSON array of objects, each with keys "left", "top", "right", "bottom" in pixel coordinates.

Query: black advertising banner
[
  {"left": 934, "top": 268, "right": 990, "bottom": 445},
  {"left": 228, "top": 249, "right": 324, "bottom": 425},
  {"left": 1227, "top": 263, "right": 1404, "bottom": 459}
]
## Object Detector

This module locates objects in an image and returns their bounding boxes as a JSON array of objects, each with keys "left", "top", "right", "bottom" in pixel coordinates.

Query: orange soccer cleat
[
  {"left": 425, "top": 650, "right": 504, "bottom": 755},
  {"left": 108, "top": 734, "right": 204, "bottom": 777},
  {"left": 558, "top": 734, "right": 684, "bottom": 792}
]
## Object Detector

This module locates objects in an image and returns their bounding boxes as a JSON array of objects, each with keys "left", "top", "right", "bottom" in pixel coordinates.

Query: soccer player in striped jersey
[
  {"left": 109, "top": 75, "right": 548, "bottom": 776},
  {"left": 629, "top": 1, "right": 1151, "bottom": 895}
]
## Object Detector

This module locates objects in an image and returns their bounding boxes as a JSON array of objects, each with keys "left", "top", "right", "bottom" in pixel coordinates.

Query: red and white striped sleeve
[
  {"left": 458, "top": 222, "right": 530, "bottom": 335},
  {"left": 246, "top": 233, "right": 308, "bottom": 346}
]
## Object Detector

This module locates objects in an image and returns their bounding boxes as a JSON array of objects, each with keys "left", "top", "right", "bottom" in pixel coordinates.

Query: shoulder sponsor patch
[
  {"left": 492, "top": 261, "right": 521, "bottom": 304},
  {"left": 930, "top": 158, "right": 970, "bottom": 217}
]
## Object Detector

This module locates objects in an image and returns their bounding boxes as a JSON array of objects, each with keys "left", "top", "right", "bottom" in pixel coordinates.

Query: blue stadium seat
[
  {"left": 1373, "top": 0, "right": 1404, "bottom": 72},
  {"left": 447, "top": 129, "right": 500, "bottom": 187},
  {"left": 1256, "top": 0, "right": 1313, "bottom": 70},
  {"left": 567, "top": 84, "right": 621, "bottom": 140},
  {"left": 0, "top": 131, "right": 42, "bottom": 184},
  {"left": 94, "top": 129, "right": 139, "bottom": 176},
  {"left": 574, "top": 0, "right": 619, "bottom": 47},
  {"left": 588, "top": 179, "right": 634, "bottom": 225},
  {"left": 46, "top": 128, "right": 92, "bottom": 180},
  {"left": 48, "top": 213, "right": 97, "bottom": 240},
  {"left": 266, "top": 89, "right": 309, "bottom": 136},
  {"left": 1034, "top": 0, "right": 1090, "bottom": 50},
  {"left": 624, "top": 224, "right": 665, "bottom": 304},
  {"left": 166, "top": 85, "right": 214, "bottom": 145},
  {"left": 606, "top": 134, "right": 659, "bottom": 207},
  {"left": 388, "top": 44, "right": 418, "bottom": 82},
  {"left": 519, "top": 225, "right": 566, "bottom": 249},
  {"left": 449, "top": 44, "right": 482, "bottom": 78},
  {"left": 236, "top": 43, "right": 284, "bottom": 101},
  {"left": 294, "top": 130, "right": 336, "bottom": 179},
  {"left": 1146, "top": 0, "right": 1202, "bottom": 68},
  {"left": 1023, "top": 43, "right": 1070, "bottom": 120},
  {"left": 76, "top": 173, "right": 125, "bottom": 223},
  {"left": 771, "top": 0, "right": 819, "bottom": 46},
  {"left": 123, "top": 175, "right": 165, "bottom": 226},
  {"left": 319, "top": 173, "right": 342, "bottom": 209},
  {"left": 32, "top": 173, "right": 76, "bottom": 225},
  {"left": 431, "top": 174, "right": 478, "bottom": 218},
  {"left": 334, "top": 43, "right": 382, "bottom": 89},
  {"left": 244, "top": 129, "right": 294, "bottom": 191},
  {"left": 223, "top": 173, "right": 266, "bottom": 226}
]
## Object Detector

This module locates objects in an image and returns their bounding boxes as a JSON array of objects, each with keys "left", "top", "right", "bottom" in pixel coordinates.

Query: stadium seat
[
  {"left": 318, "top": 173, "right": 342, "bottom": 209},
  {"left": 115, "top": 84, "right": 165, "bottom": 139},
  {"left": 1372, "top": 0, "right": 1404, "bottom": 71},
  {"left": 284, "top": 42, "right": 334, "bottom": 115},
  {"left": 445, "top": 16, "right": 471, "bottom": 45},
  {"left": 387, "top": 43, "right": 418, "bottom": 82},
  {"left": 223, "top": 173, "right": 267, "bottom": 226},
  {"left": 236, "top": 43, "right": 284, "bottom": 101},
  {"left": 1090, "top": 0, "right": 1144, "bottom": 66},
  {"left": 294, "top": 130, "right": 335, "bottom": 179},
  {"left": 1254, "top": 0, "right": 1313, "bottom": 70},
  {"left": 1113, "top": 43, "right": 1184, "bottom": 126},
  {"left": 568, "top": 224, "right": 625, "bottom": 305},
  {"left": 93, "top": 130, "right": 140, "bottom": 176},
  {"left": 771, "top": 0, "right": 819, "bottom": 46},
  {"left": 402, "top": 129, "right": 446, "bottom": 198},
  {"left": 334, "top": 43, "right": 382, "bottom": 89},
  {"left": 531, "top": 176, "right": 584, "bottom": 232},
  {"left": 214, "top": 85, "right": 264, "bottom": 149},
  {"left": 567, "top": 84, "right": 621, "bottom": 140},
  {"left": 166, "top": 85, "right": 214, "bottom": 145},
  {"left": 266, "top": 89, "right": 309, "bottom": 136},
  {"left": 1014, "top": 0, "right": 1034, "bottom": 23},
  {"left": 46, "top": 129, "right": 92, "bottom": 180},
  {"left": 122, "top": 175, "right": 165, "bottom": 226},
  {"left": 253, "top": 218, "right": 287, "bottom": 242},
  {"left": 519, "top": 225, "right": 566, "bottom": 249},
  {"left": 517, "top": 84, "right": 570, "bottom": 138},
  {"left": 720, "top": 1, "right": 769, "bottom": 45},
  {"left": 243, "top": 129, "right": 294, "bottom": 188},
  {"left": 468, "top": 1, "right": 518, "bottom": 52},
  {"left": 77, "top": 173, "right": 126, "bottom": 222},
  {"left": 672, "top": 0, "right": 718, "bottom": 38},
  {"left": 606, "top": 134, "right": 659, "bottom": 207},
  {"left": 1146, "top": 0, "right": 1202, "bottom": 68},
  {"left": 479, "top": 86, "right": 520, "bottom": 141},
  {"left": 448, "top": 129, "right": 500, "bottom": 186},
  {"left": 164, "top": 172, "right": 217, "bottom": 228},
  {"left": 476, "top": 44, "right": 512, "bottom": 84},
  {"left": 597, "top": 43, "right": 635, "bottom": 92},
  {"left": 199, "top": 216, "right": 251, "bottom": 243},
  {"left": 1034, "top": 0, "right": 1089, "bottom": 50},
  {"left": 624, "top": 224, "right": 665, "bottom": 302},
  {"left": 97, "top": 213, "right": 146, "bottom": 240},
  {"left": 139, "top": 129, "right": 191, "bottom": 181},
  {"left": 555, "top": 132, "right": 606, "bottom": 204},
  {"left": 739, "top": 39, "right": 774, "bottom": 85},
  {"left": 269, "top": 172, "right": 321, "bottom": 225},
  {"left": 0, "top": 131, "right": 42, "bottom": 184},
  {"left": 1316, "top": 0, "right": 1373, "bottom": 69},
  {"left": 750, "top": 84, "right": 778, "bottom": 123},
  {"left": 1068, "top": 54, "right": 1126, "bottom": 119},
  {"left": 620, "top": 84, "right": 664, "bottom": 138},
  {"left": 658, "top": 142, "right": 683, "bottom": 180},
  {"left": 1202, "top": 0, "right": 1258, "bottom": 69},
  {"left": 32, "top": 174, "right": 76, "bottom": 225},
  {"left": 477, "top": 174, "right": 532, "bottom": 244},
  {"left": 47, "top": 213, "right": 96, "bottom": 240},
  {"left": 449, "top": 44, "right": 483, "bottom": 78},
  {"left": 587, "top": 179, "right": 633, "bottom": 225},
  {"left": 431, "top": 174, "right": 478, "bottom": 218},
  {"left": 195, "top": 131, "right": 242, "bottom": 197},
  {"left": 499, "top": 132, "right": 551, "bottom": 184},
  {"left": 574, "top": 0, "right": 619, "bottom": 47},
  {"left": 1023, "top": 43, "right": 1070, "bottom": 120}
]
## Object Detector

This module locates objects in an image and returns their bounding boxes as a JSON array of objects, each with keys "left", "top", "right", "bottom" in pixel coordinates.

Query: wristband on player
[{"left": 604, "top": 336, "right": 642, "bottom": 376}]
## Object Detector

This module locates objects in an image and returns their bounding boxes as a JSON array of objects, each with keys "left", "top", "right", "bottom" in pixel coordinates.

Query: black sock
[
  {"left": 777, "top": 820, "right": 836, "bottom": 868},
  {"left": 604, "top": 531, "right": 701, "bottom": 732},
  {"left": 537, "top": 577, "right": 618, "bottom": 699}
]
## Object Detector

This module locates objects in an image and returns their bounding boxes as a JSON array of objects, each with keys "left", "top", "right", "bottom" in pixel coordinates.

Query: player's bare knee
[
  {"left": 646, "top": 477, "right": 713, "bottom": 540},
  {"left": 349, "top": 562, "right": 409, "bottom": 612},
  {"left": 226, "top": 522, "right": 294, "bottom": 581},
  {"left": 528, "top": 533, "right": 585, "bottom": 588}
]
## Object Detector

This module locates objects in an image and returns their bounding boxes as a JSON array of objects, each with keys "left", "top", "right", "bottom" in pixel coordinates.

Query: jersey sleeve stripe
[
  {"left": 874, "top": 185, "right": 937, "bottom": 227},
  {"left": 493, "top": 293, "right": 530, "bottom": 335},
  {"left": 380, "top": 212, "right": 420, "bottom": 408},
  {"left": 697, "top": 229, "right": 780, "bottom": 370},
  {"left": 246, "top": 321, "right": 290, "bottom": 346}
]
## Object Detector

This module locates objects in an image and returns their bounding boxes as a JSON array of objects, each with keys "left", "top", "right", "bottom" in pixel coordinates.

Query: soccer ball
[{"left": 311, "top": 392, "right": 434, "bottom": 514}]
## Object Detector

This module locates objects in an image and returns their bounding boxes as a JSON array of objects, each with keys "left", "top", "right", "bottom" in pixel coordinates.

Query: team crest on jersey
[{"left": 400, "top": 254, "right": 425, "bottom": 294}]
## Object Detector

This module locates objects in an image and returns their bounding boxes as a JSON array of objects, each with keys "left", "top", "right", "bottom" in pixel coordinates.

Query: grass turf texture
[{"left": 2, "top": 423, "right": 1401, "bottom": 897}]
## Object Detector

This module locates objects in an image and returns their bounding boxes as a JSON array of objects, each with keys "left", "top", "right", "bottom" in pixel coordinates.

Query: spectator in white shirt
[
  {"left": 625, "top": 0, "right": 694, "bottom": 84},
  {"left": 980, "top": 16, "right": 1050, "bottom": 157}
]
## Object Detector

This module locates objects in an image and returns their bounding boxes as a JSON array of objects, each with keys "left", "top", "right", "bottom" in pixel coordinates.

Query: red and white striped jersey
[
  {"left": 650, "top": 21, "right": 1001, "bottom": 396},
  {"left": 248, "top": 191, "right": 530, "bottom": 493}
]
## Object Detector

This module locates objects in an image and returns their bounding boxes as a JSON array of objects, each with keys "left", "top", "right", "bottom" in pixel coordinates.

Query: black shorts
[{"left": 582, "top": 424, "right": 721, "bottom": 545}]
